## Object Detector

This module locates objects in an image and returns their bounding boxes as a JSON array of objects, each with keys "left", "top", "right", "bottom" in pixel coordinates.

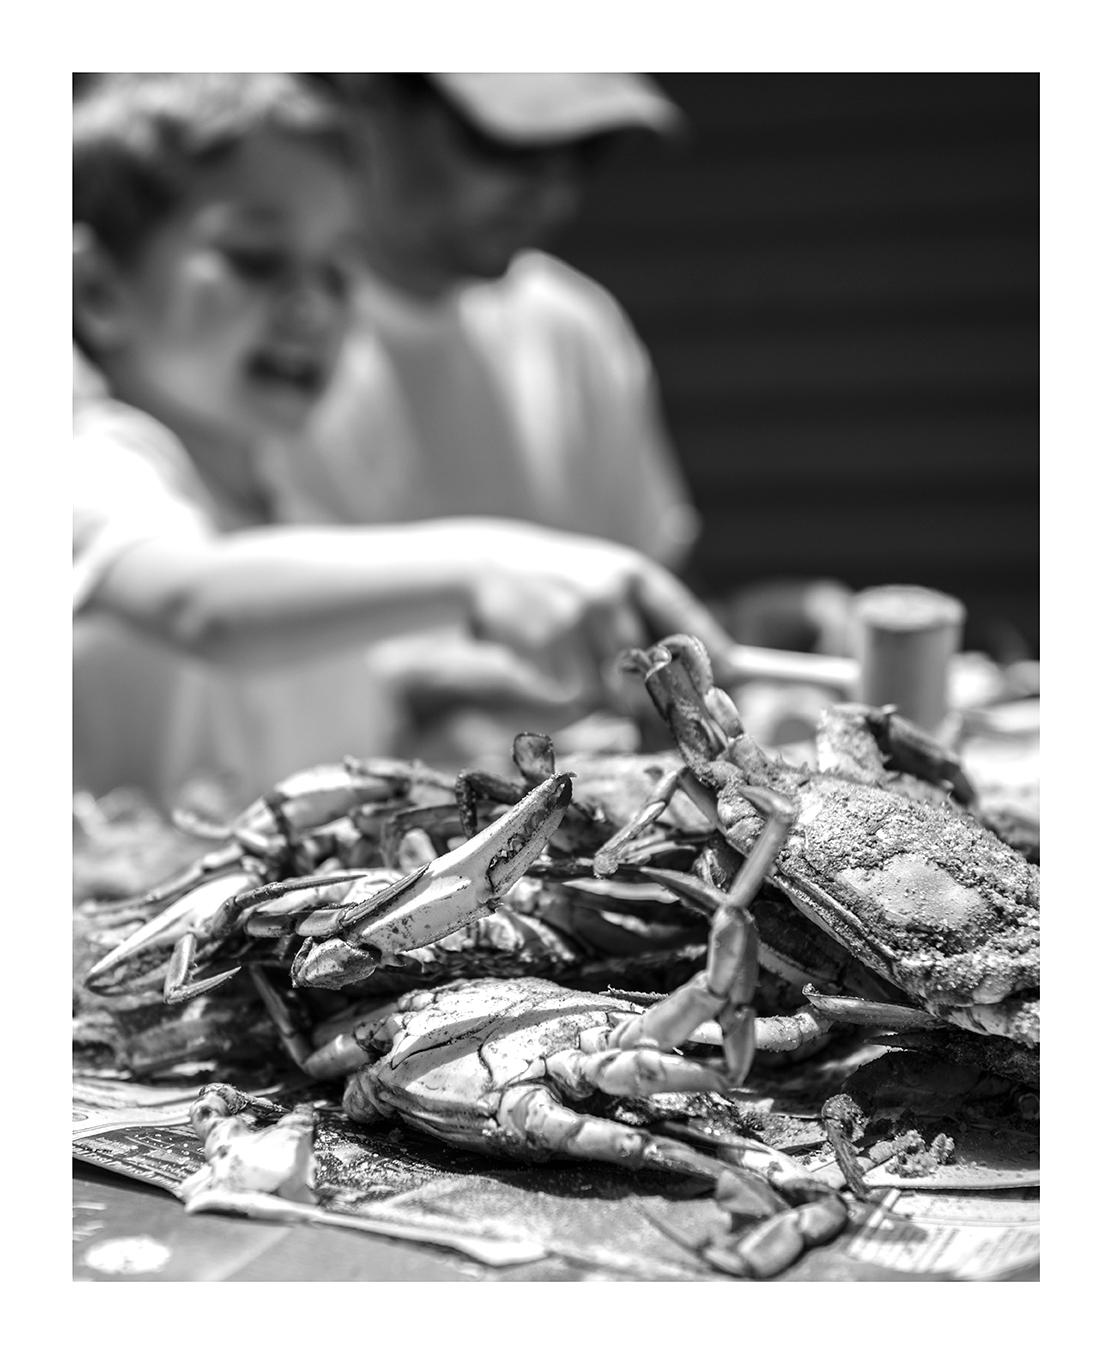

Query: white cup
[{"left": 852, "top": 585, "right": 965, "bottom": 737}]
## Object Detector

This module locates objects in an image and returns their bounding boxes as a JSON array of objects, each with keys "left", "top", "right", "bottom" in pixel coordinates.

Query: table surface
[
  {"left": 74, "top": 1160, "right": 482, "bottom": 1282},
  {"left": 73, "top": 1158, "right": 1040, "bottom": 1283}
]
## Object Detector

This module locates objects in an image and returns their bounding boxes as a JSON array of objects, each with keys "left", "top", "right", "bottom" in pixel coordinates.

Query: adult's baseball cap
[{"left": 426, "top": 73, "right": 682, "bottom": 146}]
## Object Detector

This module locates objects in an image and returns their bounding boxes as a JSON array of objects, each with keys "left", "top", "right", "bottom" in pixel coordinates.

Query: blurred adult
[{"left": 266, "top": 74, "right": 707, "bottom": 756}]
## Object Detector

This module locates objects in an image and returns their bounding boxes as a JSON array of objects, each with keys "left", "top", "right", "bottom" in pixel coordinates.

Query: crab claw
[
  {"left": 83, "top": 867, "right": 260, "bottom": 993},
  {"left": 705, "top": 1176, "right": 849, "bottom": 1279},
  {"left": 624, "top": 635, "right": 743, "bottom": 767},
  {"left": 290, "top": 773, "right": 574, "bottom": 989}
]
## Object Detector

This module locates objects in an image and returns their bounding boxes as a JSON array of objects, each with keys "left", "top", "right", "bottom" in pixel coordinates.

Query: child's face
[{"left": 108, "top": 130, "right": 363, "bottom": 442}]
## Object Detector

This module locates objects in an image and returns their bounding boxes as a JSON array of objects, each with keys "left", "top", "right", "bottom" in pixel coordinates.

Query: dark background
[{"left": 557, "top": 73, "right": 1039, "bottom": 657}]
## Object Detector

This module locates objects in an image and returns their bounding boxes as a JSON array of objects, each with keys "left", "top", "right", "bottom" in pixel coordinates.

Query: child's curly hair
[{"left": 74, "top": 73, "right": 355, "bottom": 264}]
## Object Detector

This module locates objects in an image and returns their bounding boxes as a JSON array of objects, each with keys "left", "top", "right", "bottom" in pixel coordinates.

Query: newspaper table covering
[{"left": 73, "top": 1052, "right": 1038, "bottom": 1282}]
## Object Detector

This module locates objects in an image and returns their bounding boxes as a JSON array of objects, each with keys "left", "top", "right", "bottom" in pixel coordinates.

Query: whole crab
[
  {"left": 595, "top": 634, "right": 1038, "bottom": 1065},
  {"left": 297, "top": 974, "right": 849, "bottom": 1279}
]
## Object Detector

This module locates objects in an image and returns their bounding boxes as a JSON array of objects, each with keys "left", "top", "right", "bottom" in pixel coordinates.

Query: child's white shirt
[{"left": 72, "top": 349, "right": 399, "bottom": 809}]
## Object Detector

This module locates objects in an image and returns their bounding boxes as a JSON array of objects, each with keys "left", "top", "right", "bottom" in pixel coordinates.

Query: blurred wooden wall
[{"left": 558, "top": 73, "right": 1039, "bottom": 656}]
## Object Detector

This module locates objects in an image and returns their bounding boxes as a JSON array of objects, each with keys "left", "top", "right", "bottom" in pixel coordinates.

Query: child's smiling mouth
[{"left": 246, "top": 348, "right": 328, "bottom": 398}]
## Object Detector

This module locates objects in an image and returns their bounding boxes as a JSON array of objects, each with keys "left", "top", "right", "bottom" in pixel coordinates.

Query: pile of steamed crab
[{"left": 75, "top": 634, "right": 1038, "bottom": 1280}]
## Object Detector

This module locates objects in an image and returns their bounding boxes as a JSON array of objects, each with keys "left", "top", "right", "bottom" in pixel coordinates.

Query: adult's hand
[{"left": 466, "top": 524, "right": 735, "bottom": 708}]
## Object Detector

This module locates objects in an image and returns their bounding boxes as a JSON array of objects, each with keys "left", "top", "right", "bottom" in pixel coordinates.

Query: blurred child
[{"left": 73, "top": 74, "right": 732, "bottom": 807}]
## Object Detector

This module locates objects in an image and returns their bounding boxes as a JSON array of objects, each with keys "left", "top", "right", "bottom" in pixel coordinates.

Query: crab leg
[
  {"left": 452, "top": 732, "right": 569, "bottom": 840},
  {"left": 246, "top": 965, "right": 318, "bottom": 1070},
  {"left": 624, "top": 633, "right": 744, "bottom": 759},
  {"left": 819, "top": 1093, "right": 872, "bottom": 1199},
  {"left": 608, "top": 987, "right": 835, "bottom": 1057},
  {"left": 454, "top": 769, "right": 528, "bottom": 837},
  {"left": 592, "top": 764, "right": 690, "bottom": 876},
  {"left": 163, "top": 932, "right": 244, "bottom": 1004},
  {"left": 172, "top": 757, "right": 429, "bottom": 843},
  {"left": 289, "top": 773, "right": 574, "bottom": 989},
  {"left": 601, "top": 783, "right": 797, "bottom": 1085},
  {"left": 376, "top": 806, "right": 461, "bottom": 866},
  {"left": 83, "top": 864, "right": 262, "bottom": 992},
  {"left": 802, "top": 987, "right": 946, "bottom": 1029},
  {"left": 545, "top": 1042, "right": 728, "bottom": 1098},
  {"left": 456, "top": 732, "right": 605, "bottom": 844},
  {"left": 237, "top": 871, "right": 382, "bottom": 937},
  {"left": 703, "top": 1188, "right": 849, "bottom": 1280},
  {"left": 303, "top": 1005, "right": 400, "bottom": 1079},
  {"left": 496, "top": 1082, "right": 735, "bottom": 1176},
  {"left": 155, "top": 868, "right": 376, "bottom": 1003},
  {"left": 495, "top": 1083, "right": 847, "bottom": 1280},
  {"left": 594, "top": 640, "right": 747, "bottom": 879}
]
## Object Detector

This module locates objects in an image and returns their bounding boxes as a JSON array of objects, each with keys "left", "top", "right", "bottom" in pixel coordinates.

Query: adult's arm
[
  {"left": 85, "top": 521, "right": 471, "bottom": 668},
  {"left": 73, "top": 403, "right": 733, "bottom": 692},
  {"left": 86, "top": 517, "right": 736, "bottom": 703}
]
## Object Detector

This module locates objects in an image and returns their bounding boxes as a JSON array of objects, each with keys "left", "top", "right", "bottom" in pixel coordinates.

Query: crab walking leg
[
  {"left": 163, "top": 933, "right": 243, "bottom": 1003},
  {"left": 237, "top": 871, "right": 383, "bottom": 939},
  {"left": 496, "top": 1085, "right": 847, "bottom": 1279},
  {"left": 633, "top": 1128, "right": 849, "bottom": 1280},
  {"left": 713, "top": 783, "right": 797, "bottom": 1079},
  {"left": 628, "top": 633, "right": 743, "bottom": 764},
  {"left": 376, "top": 808, "right": 458, "bottom": 867},
  {"left": 173, "top": 757, "right": 425, "bottom": 844},
  {"left": 246, "top": 966, "right": 318, "bottom": 1071},
  {"left": 598, "top": 902, "right": 758, "bottom": 1083},
  {"left": 454, "top": 769, "right": 528, "bottom": 837},
  {"left": 159, "top": 870, "right": 370, "bottom": 1003},
  {"left": 545, "top": 1042, "right": 728, "bottom": 1098},
  {"left": 802, "top": 987, "right": 947, "bottom": 1029},
  {"left": 603, "top": 783, "right": 798, "bottom": 1084},
  {"left": 85, "top": 865, "right": 262, "bottom": 993},
  {"left": 89, "top": 842, "right": 247, "bottom": 930},
  {"left": 497, "top": 1083, "right": 744, "bottom": 1180},
  {"left": 751, "top": 1008, "right": 835, "bottom": 1053},
  {"left": 609, "top": 988, "right": 835, "bottom": 1058},
  {"left": 703, "top": 1194, "right": 850, "bottom": 1280},
  {"left": 818, "top": 1094, "right": 872, "bottom": 1200},
  {"left": 591, "top": 764, "right": 690, "bottom": 876},
  {"left": 304, "top": 1021, "right": 392, "bottom": 1080},
  {"left": 595, "top": 644, "right": 749, "bottom": 877},
  {"left": 688, "top": 1132, "right": 851, "bottom": 1277}
]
